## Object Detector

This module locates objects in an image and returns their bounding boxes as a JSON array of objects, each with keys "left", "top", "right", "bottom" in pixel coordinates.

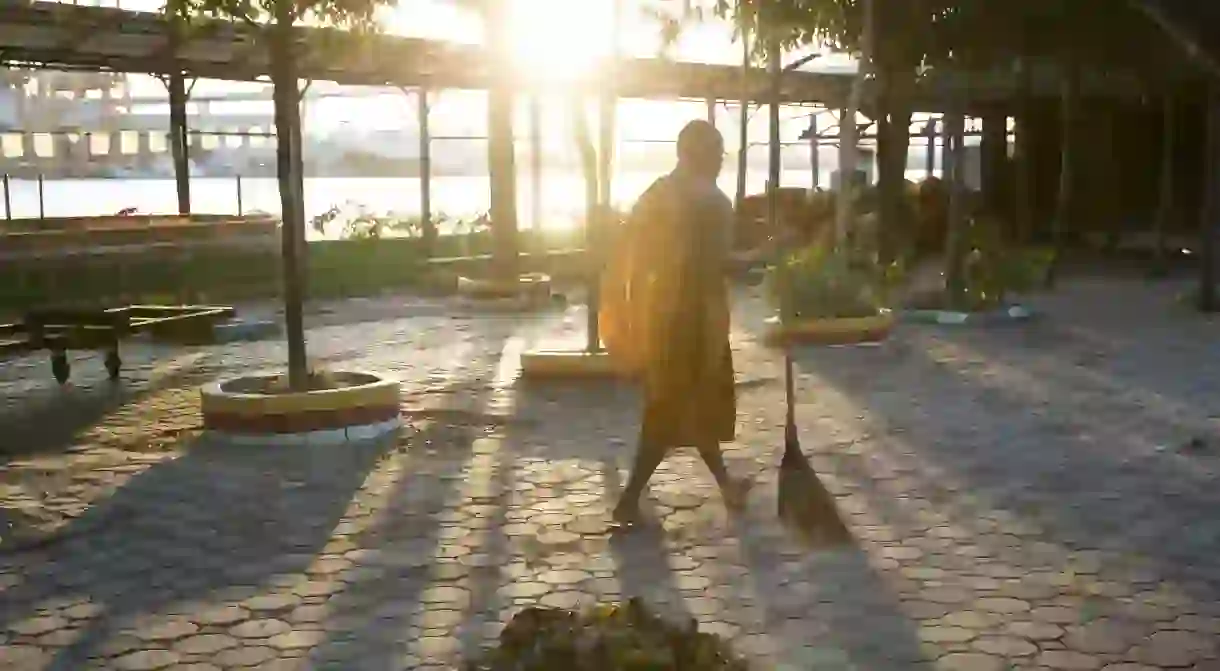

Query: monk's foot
[
  {"left": 721, "top": 478, "right": 752, "bottom": 514},
  {"left": 610, "top": 499, "right": 643, "bottom": 530}
]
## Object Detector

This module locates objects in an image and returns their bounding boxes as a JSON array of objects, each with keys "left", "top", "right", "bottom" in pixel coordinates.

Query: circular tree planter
[
  {"left": 455, "top": 272, "right": 556, "bottom": 313},
  {"left": 902, "top": 303, "right": 1033, "bottom": 325},
  {"left": 457, "top": 272, "right": 552, "bottom": 299},
  {"left": 764, "top": 310, "right": 896, "bottom": 347},
  {"left": 200, "top": 370, "right": 401, "bottom": 446},
  {"left": 519, "top": 349, "right": 624, "bottom": 380}
]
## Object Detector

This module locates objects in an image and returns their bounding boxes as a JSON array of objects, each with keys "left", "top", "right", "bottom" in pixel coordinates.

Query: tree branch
[{"left": 1129, "top": 0, "right": 1220, "bottom": 78}]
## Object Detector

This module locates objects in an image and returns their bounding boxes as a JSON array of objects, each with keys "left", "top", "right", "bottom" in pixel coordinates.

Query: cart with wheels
[{"left": 0, "top": 304, "right": 235, "bottom": 383}]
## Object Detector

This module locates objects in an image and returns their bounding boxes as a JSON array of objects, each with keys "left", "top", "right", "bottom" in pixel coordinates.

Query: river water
[{"left": 2, "top": 168, "right": 940, "bottom": 239}]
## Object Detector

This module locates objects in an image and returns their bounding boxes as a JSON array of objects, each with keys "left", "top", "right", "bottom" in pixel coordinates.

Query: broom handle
[
  {"left": 765, "top": 37, "right": 796, "bottom": 433},
  {"left": 784, "top": 352, "right": 795, "bottom": 427}
]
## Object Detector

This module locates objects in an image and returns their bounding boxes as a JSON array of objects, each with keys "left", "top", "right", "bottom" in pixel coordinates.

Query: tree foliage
[
  {"left": 646, "top": 0, "right": 855, "bottom": 64},
  {"left": 168, "top": 0, "right": 386, "bottom": 29},
  {"left": 927, "top": 0, "right": 1179, "bottom": 76},
  {"left": 650, "top": 0, "right": 1184, "bottom": 82}
]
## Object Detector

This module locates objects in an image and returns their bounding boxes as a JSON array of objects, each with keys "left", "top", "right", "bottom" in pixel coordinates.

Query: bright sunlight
[{"left": 505, "top": 0, "right": 617, "bottom": 82}]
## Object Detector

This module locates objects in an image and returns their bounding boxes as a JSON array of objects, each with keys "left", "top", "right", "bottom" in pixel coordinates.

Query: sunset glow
[{"left": 505, "top": 0, "right": 616, "bottom": 83}]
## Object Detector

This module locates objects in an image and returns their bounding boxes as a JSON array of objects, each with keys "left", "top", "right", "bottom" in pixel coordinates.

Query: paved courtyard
[{"left": 2, "top": 279, "right": 1220, "bottom": 670}]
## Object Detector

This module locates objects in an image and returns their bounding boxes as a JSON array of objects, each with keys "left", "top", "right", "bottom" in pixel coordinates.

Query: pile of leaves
[
  {"left": 464, "top": 599, "right": 749, "bottom": 671},
  {"left": 765, "top": 241, "right": 902, "bottom": 321}
]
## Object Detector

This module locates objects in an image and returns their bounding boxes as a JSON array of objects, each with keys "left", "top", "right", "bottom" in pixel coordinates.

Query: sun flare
[{"left": 505, "top": 0, "right": 615, "bottom": 83}]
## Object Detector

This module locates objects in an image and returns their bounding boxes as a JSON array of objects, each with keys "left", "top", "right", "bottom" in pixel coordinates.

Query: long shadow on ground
[
  {"left": 506, "top": 369, "right": 927, "bottom": 669},
  {"left": 0, "top": 427, "right": 396, "bottom": 670},
  {"left": 299, "top": 327, "right": 518, "bottom": 669},
  {"left": 0, "top": 348, "right": 210, "bottom": 460},
  {"left": 950, "top": 279, "right": 1220, "bottom": 440},
  {"left": 797, "top": 322, "right": 1220, "bottom": 618},
  {"left": 302, "top": 379, "right": 511, "bottom": 669}
]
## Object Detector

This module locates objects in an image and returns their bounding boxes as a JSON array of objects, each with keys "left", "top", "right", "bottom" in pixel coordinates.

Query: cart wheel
[
  {"left": 51, "top": 351, "right": 70, "bottom": 384},
  {"left": 104, "top": 350, "right": 122, "bottom": 381}
]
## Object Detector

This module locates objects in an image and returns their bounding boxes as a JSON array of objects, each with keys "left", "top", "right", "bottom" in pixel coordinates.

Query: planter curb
[
  {"left": 200, "top": 371, "right": 402, "bottom": 445},
  {"left": 763, "top": 310, "right": 896, "bottom": 347},
  {"left": 519, "top": 350, "right": 624, "bottom": 380},
  {"left": 901, "top": 304, "right": 1034, "bottom": 325}
]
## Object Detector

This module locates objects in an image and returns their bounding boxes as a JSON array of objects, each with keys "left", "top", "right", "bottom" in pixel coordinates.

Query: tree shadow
[
  {"left": 0, "top": 348, "right": 210, "bottom": 460},
  {"left": 0, "top": 309, "right": 534, "bottom": 668},
  {"left": 1006, "top": 277, "right": 1220, "bottom": 420},
  {"left": 0, "top": 425, "right": 398, "bottom": 669},
  {"left": 301, "top": 341, "right": 515, "bottom": 669},
  {"left": 296, "top": 418, "right": 488, "bottom": 669},
  {"left": 797, "top": 324, "right": 1220, "bottom": 612}
]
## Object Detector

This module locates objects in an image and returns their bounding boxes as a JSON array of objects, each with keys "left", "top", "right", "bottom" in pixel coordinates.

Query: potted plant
[
  {"left": 904, "top": 215, "right": 1053, "bottom": 323},
  {"left": 763, "top": 240, "right": 900, "bottom": 346}
]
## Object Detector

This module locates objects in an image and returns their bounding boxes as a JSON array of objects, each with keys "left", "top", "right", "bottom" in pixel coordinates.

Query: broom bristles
[{"left": 778, "top": 417, "right": 852, "bottom": 547}]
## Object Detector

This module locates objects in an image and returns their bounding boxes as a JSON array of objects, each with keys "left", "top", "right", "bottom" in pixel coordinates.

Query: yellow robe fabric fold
[{"left": 599, "top": 174, "right": 736, "bottom": 447}]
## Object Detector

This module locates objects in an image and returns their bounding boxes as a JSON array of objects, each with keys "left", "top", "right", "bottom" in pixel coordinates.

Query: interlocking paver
[
  {"left": 212, "top": 645, "right": 277, "bottom": 667},
  {"left": 111, "top": 649, "right": 180, "bottom": 671},
  {"left": 228, "top": 619, "right": 290, "bottom": 639},
  {"left": 173, "top": 634, "right": 239, "bottom": 655},
  {"left": 1132, "top": 630, "right": 1217, "bottom": 667},
  {"left": 2, "top": 283, "right": 1220, "bottom": 668},
  {"left": 130, "top": 618, "right": 199, "bottom": 642},
  {"left": 1039, "top": 650, "right": 1104, "bottom": 670}
]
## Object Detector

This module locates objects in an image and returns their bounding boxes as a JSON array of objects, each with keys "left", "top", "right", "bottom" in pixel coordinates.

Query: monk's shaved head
[{"left": 676, "top": 119, "right": 725, "bottom": 179}]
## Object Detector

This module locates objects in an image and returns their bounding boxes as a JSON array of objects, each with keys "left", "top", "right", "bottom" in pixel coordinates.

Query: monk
[{"left": 603, "top": 120, "right": 748, "bottom": 526}]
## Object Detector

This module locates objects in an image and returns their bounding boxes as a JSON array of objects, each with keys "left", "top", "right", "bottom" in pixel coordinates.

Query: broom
[
  {"left": 765, "top": 37, "right": 852, "bottom": 547},
  {"left": 777, "top": 349, "right": 851, "bottom": 546}
]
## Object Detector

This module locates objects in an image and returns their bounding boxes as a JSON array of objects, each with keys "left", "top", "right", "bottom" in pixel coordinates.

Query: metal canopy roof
[
  {"left": 0, "top": 3, "right": 854, "bottom": 104},
  {"left": 0, "top": 2, "right": 1161, "bottom": 110}
]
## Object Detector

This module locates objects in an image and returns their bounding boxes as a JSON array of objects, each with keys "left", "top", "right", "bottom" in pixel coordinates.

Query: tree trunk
[
  {"left": 1014, "top": 60, "right": 1034, "bottom": 245},
  {"left": 876, "top": 66, "right": 912, "bottom": 263},
  {"left": 583, "top": 0, "right": 621, "bottom": 352},
  {"left": 572, "top": 95, "right": 601, "bottom": 347},
  {"left": 980, "top": 108, "right": 1007, "bottom": 221},
  {"left": 418, "top": 88, "right": 436, "bottom": 257},
  {"left": 943, "top": 106, "right": 967, "bottom": 309},
  {"left": 485, "top": 1, "right": 519, "bottom": 283},
  {"left": 809, "top": 113, "right": 820, "bottom": 189},
  {"left": 165, "top": 3, "right": 190, "bottom": 215},
  {"left": 1200, "top": 85, "right": 1220, "bottom": 311},
  {"left": 735, "top": 27, "right": 750, "bottom": 212},
  {"left": 270, "top": 11, "right": 308, "bottom": 389},
  {"left": 767, "top": 38, "right": 781, "bottom": 232},
  {"left": 835, "top": 0, "right": 873, "bottom": 246},
  {"left": 168, "top": 72, "right": 191, "bottom": 216},
  {"left": 1046, "top": 64, "right": 1078, "bottom": 289},
  {"left": 1152, "top": 94, "right": 1175, "bottom": 277},
  {"left": 528, "top": 94, "right": 542, "bottom": 255},
  {"left": 924, "top": 120, "right": 936, "bottom": 178}
]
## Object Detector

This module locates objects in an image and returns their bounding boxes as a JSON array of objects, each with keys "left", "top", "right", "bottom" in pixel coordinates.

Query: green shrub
[
  {"left": 955, "top": 217, "right": 1053, "bottom": 310},
  {"left": 465, "top": 599, "right": 748, "bottom": 671},
  {"left": 765, "top": 241, "right": 901, "bottom": 321}
]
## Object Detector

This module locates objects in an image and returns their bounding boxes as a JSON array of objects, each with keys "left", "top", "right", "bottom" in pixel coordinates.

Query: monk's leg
[
  {"left": 695, "top": 442, "right": 748, "bottom": 512},
  {"left": 614, "top": 381, "right": 675, "bottom": 524},
  {"left": 694, "top": 442, "right": 732, "bottom": 490},
  {"left": 613, "top": 438, "right": 667, "bottom": 523}
]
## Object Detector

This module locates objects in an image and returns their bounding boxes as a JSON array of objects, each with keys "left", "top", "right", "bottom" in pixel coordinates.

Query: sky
[{"left": 48, "top": 0, "right": 866, "bottom": 146}]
